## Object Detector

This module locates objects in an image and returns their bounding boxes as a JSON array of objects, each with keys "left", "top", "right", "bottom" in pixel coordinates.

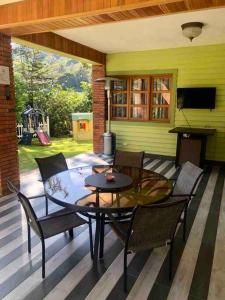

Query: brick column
[
  {"left": 92, "top": 64, "right": 106, "bottom": 154},
  {"left": 0, "top": 33, "right": 19, "bottom": 195}
]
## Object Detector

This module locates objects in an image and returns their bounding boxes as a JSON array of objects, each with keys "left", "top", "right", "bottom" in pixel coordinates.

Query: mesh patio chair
[
  {"left": 35, "top": 152, "right": 68, "bottom": 215},
  {"left": 93, "top": 150, "right": 145, "bottom": 188},
  {"left": 92, "top": 151, "right": 145, "bottom": 224},
  {"left": 170, "top": 161, "right": 204, "bottom": 241},
  {"left": 7, "top": 178, "right": 46, "bottom": 202},
  {"left": 113, "top": 150, "right": 145, "bottom": 188},
  {"left": 110, "top": 198, "right": 188, "bottom": 292},
  {"left": 7, "top": 179, "right": 20, "bottom": 194},
  {"left": 16, "top": 190, "right": 93, "bottom": 278},
  {"left": 138, "top": 161, "right": 203, "bottom": 241}
]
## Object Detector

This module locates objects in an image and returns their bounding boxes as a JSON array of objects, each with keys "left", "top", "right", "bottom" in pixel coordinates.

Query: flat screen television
[{"left": 177, "top": 87, "right": 216, "bottom": 109}]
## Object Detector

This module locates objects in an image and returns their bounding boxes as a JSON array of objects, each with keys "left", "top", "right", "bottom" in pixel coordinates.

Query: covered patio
[
  {"left": 0, "top": 157, "right": 223, "bottom": 299},
  {"left": 1, "top": 0, "right": 225, "bottom": 299}
]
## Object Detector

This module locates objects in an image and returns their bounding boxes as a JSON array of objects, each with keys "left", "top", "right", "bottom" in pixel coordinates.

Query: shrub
[{"left": 42, "top": 84, "right": 92, "bottom": 137}]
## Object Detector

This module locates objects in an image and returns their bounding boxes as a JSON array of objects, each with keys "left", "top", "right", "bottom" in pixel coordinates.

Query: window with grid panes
[
  {"left": 111, "top": 75, "right": 172, "bottom": 122},
  {"left": 111, "top": 79, "right": 128, "bottom": 119}
]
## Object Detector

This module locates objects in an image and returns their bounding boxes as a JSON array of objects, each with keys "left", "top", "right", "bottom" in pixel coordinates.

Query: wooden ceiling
[
  {"left": 0, "top": 0, "right": 225, "bottom": 36},
  {"left": 1, "top": 0, "right": 224, "bottom": 64},
  {"left": 16, "top": 32, "right": 106, "bottom": 65}
]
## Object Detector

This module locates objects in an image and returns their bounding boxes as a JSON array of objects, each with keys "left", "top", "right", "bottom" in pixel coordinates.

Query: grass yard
[{"left": 19, "top": 137, "right": 93, "bottom": 173}]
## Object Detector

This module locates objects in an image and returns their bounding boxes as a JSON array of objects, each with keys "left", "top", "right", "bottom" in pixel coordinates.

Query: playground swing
[{"left": 19, "top": 106, "right": 51, "bottom": 146}]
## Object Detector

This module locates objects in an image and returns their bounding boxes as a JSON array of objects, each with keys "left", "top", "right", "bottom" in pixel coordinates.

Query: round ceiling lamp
[{"left": 181, "top": 22, "right": 204, "bottom": 42}]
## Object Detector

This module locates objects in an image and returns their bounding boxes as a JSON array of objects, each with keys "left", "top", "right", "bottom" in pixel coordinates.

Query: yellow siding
[{"left": 107, "top": 44, "right": 225, "bottom": 161}]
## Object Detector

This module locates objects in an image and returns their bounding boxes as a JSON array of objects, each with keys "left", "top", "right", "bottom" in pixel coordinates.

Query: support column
[
  {"left": 0, "top": 33, "right": 19, "bottom": 195},
  {"left": 92, "top": 64, "right": 106, "bottom": 154}
]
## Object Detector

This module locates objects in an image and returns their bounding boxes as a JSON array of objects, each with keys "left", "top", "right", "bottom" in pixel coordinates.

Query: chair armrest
[
  {"left": 28, "top": 193, "right": 45, "bottom": 200},
  {"left": 170, "top": 193, "right": 195, "bottom": 200},
  {"left": 86, "top": 201, "right": 97, "bottom": 207},
  {"left": 107, "top": 212, "right": 117, "bottom": 222},
  {"left": 107, "top": 213, "right": 129, "bottom": 238},
  {"left": 37, "top": 208, "right": 78, "bottom": 222},
  {"left": 168, "top": 178, "right": 177, "bottom": 182},
  {"left": 146, "top": 186, "right": 171, "bottom": 196},
  {"left": 171, "top": 193, "right": 195, "bottom": 197},
  {"left": 38, "top": 196, "right": 98, "bottom": 222},
  {"left": 137, "top": 176, "right": 168, "bottom": 191},
  {"left": 92, "top": 165, "right": 112, "bottom": 174},
  {"left": 107, "top": 212, "right": 131, "bottom": 222},
  {"left": 137, "top": 176, "right": 160, "bottom": 187},
  {"left": 112, "top": 167, "right": 120, "bottom": 173}
]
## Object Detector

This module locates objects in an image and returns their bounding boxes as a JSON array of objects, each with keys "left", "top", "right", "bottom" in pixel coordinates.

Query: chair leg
[
  {"left": 27, "top": 224, "right": 31, "bottom": 253},
  {"left": 41, "top": 239, "right": 45, "bottom": 279},
  {"left": 169, "top": 241, "right": 173, "bottom": 280},
  {"left": 69, "top": 229, "right": 74, "bottom": 238},
  {"left": 99, "top": 214, "right": 105, "bottom": 259},
  {"left": 45, "top": 196, "right": 48, "bottom": 216},
  {"left": 183, "top": 205, "right": 188, "bottom": 242},
  {"left": 93, "top": 215, "right": 101, "bottom": 265},
  {"left": 88, "top": 218, "right": 94, "bottom": 260},
  {"left": 124, "top": 249, "right": 128, "bottom": 293}
]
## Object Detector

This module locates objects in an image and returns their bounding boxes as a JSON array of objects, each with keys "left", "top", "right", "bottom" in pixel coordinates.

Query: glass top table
[
  {"left": 44, "top": 166, "right": 173, "bottom": 212},
  {"left": 44, "top": 165, "right": 173, "bottom": 263}
]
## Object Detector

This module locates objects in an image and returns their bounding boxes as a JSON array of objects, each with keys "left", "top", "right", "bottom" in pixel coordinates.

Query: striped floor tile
[{"left": 1, "top": 157, "right": 224, "bottom": 300}]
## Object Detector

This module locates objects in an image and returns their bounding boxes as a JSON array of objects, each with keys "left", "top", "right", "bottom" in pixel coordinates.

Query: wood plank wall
[{"left": 107, "top": 43, "right": 225, "bottom": 161}]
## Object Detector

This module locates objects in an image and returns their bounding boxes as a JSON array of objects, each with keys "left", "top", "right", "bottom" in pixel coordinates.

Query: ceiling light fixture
[{"left": 181, "top": 22, "right": 204, "bottom": 42}]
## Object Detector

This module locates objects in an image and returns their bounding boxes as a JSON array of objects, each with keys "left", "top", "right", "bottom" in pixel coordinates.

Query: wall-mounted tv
[{"left": 177, "top": 87, "right": 216, "bottom": 109}]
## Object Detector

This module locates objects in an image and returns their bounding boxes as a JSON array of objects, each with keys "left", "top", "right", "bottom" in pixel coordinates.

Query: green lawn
[{"left": 19, "top": 137, "right": 93, "bottom": 173}]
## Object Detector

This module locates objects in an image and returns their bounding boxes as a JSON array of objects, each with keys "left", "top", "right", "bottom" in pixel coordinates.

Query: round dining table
[{"left": 44, "top": 165, "right": 173, "bottom": 262}]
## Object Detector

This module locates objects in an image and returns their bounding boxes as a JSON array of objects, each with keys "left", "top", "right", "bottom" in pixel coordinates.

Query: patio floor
[{"left": 0, "top": 154, "right": 224, "bottom": 299}]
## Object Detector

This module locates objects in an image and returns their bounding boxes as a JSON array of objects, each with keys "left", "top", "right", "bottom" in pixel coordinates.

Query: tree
[
  {"left": 14, "top": 72, "right": 28, "bottom": 123},
  {"left": 78, "top": 81, "right": 92, "bottom": 112},
  {"left": 13, "top": 44, "right": 55, "bottom": 111},
  {"left": 57, "top": 63, "right": 91, "bottom": 91},
  {"left": 42, "top": 84, "right": 92, "bottom": 137},
  {"left": 12, "top": 43, "right": 93, "bottom": 136}
]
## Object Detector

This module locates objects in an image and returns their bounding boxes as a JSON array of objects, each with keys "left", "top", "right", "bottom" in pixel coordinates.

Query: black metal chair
[
  {"left": 93, "top": 150, "right": 145, "bottom": 206},
  {"left": 16, "top": 190, "right": 93, "bottom": 278},
  {"left": 110, "top": 198, "right": 188, "bottom": 292},
  {"left": 93, "top": 150, "right": 145, "bottom": 188},
  {"left": 35, "top": 152, "right": 68, "bottom": 215},
  {"left": 7, "top": 179, "right": 20, "bottom": 194},
  {"left": 92, "top": 151, "right": 145, "bottom": 259},
  {"left": 112, "top": 150, "right": 145, "bottom": 187},
  {"left": 170, "top": 161, "right": 204, "bottom": 241},
  {"left": 137, "top": 161, "right": 204, "bottom": 242}
]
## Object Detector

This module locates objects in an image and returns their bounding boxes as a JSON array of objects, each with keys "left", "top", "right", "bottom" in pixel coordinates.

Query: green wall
[{"left": 106, "top": 43, "right": 225, "bottom": 161}]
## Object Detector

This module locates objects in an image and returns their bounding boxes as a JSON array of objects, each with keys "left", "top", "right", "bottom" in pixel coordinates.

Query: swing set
[{"left": 19, "top": 106, "right": 51, "bottom": 146}]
